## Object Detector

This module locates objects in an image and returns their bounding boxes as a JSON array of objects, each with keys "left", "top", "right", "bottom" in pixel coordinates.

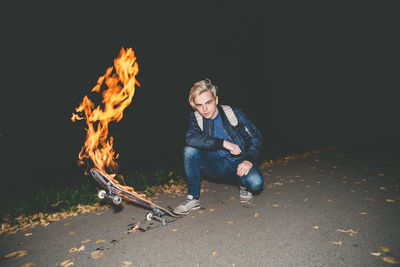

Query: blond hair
[{"left": 188, "top": 79, "right": 218, "bottom": 109}]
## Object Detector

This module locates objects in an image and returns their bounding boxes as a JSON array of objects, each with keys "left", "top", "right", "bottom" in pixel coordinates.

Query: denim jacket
[{"left": 185, "top": 105, "right": 262, "bottom": 164}]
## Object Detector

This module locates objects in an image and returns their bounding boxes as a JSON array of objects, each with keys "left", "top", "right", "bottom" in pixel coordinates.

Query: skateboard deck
[{"left": 90, "top": 168, "right": 180, "bottom": 225}]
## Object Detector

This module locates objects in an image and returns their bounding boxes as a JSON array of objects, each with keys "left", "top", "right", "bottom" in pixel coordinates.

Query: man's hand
[
  {"left": 237, "top": 160, "right": 253, "bottom": 177},
  {"left": 223, "top": 140, "right": 241, "bottom": 155}
]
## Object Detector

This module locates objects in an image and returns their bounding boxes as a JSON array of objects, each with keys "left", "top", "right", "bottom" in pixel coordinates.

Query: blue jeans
[{"left": 183, "top": 146, "right": 264, "bottom": 199}]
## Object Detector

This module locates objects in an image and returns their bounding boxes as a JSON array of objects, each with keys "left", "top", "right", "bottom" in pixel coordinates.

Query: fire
[
  {"left": 127, "top": 221, "right": 141, "bottom": 233},
  {"left": 71, "top": 46, "right": 139, "bottom": 178}
]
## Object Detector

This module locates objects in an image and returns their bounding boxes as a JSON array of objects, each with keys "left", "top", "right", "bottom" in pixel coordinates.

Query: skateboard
[{"left": 89, "top": 168, "right": 181, "bottom": 225}]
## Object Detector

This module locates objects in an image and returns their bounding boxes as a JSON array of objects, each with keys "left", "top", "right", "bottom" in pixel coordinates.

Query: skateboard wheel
[
  {"left": 113, "top": 195, "right": 122, "bottom": 205},
  {"left": 161, "top": 217, "right": 169, "bottom": 226},
  {"left": 98, "top": 190, "right": 106, "bottom": 199},
  {"left": 146, "top": 212, "right": 153, "bottom": 221}
]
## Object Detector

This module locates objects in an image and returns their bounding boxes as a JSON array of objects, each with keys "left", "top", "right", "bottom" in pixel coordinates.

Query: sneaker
[
  {"left": 173, "top": 195, "right": 200, "bottom": 215},
  {"left": 239, "top": 186, "right": 253, "bottom": 203}
]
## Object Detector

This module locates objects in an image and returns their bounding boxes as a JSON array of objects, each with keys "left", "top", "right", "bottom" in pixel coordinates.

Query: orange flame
[{"left": 71, "top": 47, "right": 140, "bottom": 174}]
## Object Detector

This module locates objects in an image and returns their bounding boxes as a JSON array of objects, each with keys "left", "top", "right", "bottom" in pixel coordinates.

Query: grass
[{"left": 1, "top": 166, "right": 185, "bottom": 226}]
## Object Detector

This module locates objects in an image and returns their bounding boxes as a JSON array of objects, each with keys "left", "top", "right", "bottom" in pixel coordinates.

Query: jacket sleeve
[
  {"left": 185, "top": 112, "right": 225, "bottom": 150},
  {"left": 234, "top": 107, "right": 263, "bottom": 163}
]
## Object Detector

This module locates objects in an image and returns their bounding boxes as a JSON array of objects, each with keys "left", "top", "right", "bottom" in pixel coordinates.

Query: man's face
[{"left": 194, "top": 90, "right": 219, "bottom": 119}]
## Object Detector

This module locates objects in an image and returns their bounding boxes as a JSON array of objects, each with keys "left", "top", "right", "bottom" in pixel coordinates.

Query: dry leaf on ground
[
  {"left": 96, "top": 239, "right": 105, "bottom": 244},
  {"left": 330, "top": 240, "right": 343, "bottom": 246},
  {"left": 91, "top": 251, "right": 104, "bottom": 259},
  {"left": 211, "top": 251, "right": 217, "bottom": 256},
  {"left": 337, "top": 229, "right": 357, "bottom": 235},
  {"left": 382, "top": 256, "right": 400, "bottom": 264},
  {"left": 22, "top": 262, "right": 35, "bottom": 267},
  {"left": 227, "top": 221, "right": 234, "bottom": 224},
  {"left": 60, "top": 259, "right": 74, "bottom": 267},
  {"left": 360, "top": 212, "right": 367, "bottom": 215},
  {"left": 69, "top": 247, "right": 78, "bottom": 253},
  {"left": 24, "top": 233, "right": 33, "bottom": 236},
  {"left": 122, "top": 261, "right": 133, "bottom": 267},
  {"left": 369, "top": 252, "right": 381, "bottom": 257},
  {"left": 378, "top": 246, "right": 390, "bottom": 252},
  {"left": 81, "top": 239, "right": 90, "bottom": 244},
  {"left": 229, "top": 196, "right": 235, "bottom": 201},
  {"left": 385, "top": 199, "right": 395, "bottom": 203},
  {"left": 272, "top": 204, "right": 279, "bottom": 207},
  {"left": 3, "top": 250, "right": 27, "bottom": 259},
  {"left": 313, "top": 226, "right": 319, "bottom": 230},
  {"left": 254, "top": 212, "right": 260, "bottom": 218}
]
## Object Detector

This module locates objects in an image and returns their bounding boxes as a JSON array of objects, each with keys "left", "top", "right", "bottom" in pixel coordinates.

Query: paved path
[{"left": 1, "top": 145, "right": 399, "bottom": 266}]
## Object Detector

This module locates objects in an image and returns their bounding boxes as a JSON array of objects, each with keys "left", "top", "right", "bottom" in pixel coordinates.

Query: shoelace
[
  {"left": 181, "top": 198, "right": 193, "bottom": 206},
  {"left": 240, "top": 188, "right": 248, "bottom": 196}
]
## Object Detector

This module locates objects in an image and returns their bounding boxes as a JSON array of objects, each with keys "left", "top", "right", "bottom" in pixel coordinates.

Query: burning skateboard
[{"left": 90, "top": 168, "right": 181, "bottom": 225}]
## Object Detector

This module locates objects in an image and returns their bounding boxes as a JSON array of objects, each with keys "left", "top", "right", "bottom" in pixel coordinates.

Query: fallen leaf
[
  {"left": 24, "top": 233, "right": 33, "bottom": 236},
  {"left": 91, "top": 251, "right": 104, "bottom": 259},
  {"left": 4, "top": 250, "right": 27, "bottom": 259},
  {"left": 366, "top": 198, "right": 375, "bottom": 202},
  {"left": 22, "top": 262, "right": 35, "bottom": 267},
  {"left": 209, "top": 208, "right": 215, "bottom": 212},
  {"left": 328, "top": 199, "right": 333, "bottom": 202},
  {"left": 378, "top": 246, "right": 390, "bottom": 252},
  {"left": 60, "top": 259, "right": 74, "bottom": 267},
  {"left": 360, "top": 212, "right": 368, "bottom": 215},
  {"left": 122, "top": 261, "right": 133, "bottom": 267},
  {"left": 369, "top": 252, "right": 381, "bottom": 257},
  {"left": 77, "top": 246, "right": 85, "bottom": 252},
  {"left": 304, "top": 198, "right": 308, "bottom": 202},
  {"left": 378, "top": 173, "right": 384, "bottom": 176},
  {"left": 227, "top": 221, "right": 234, "bottom": 224},
  {"left": 379, "top": 187, "right": 386, "bottom": 190},
  {"left": 254, "top": 212, "right": 260, "bottom": 219},
  {"left": 81, "top": 239, "right": 90, "bottom": 244},
  {"left": 69, "top": 247, "right": 78, "bottom": 253},
  {"left": 265, "top": 202, "right": 270, "bottom": 206},
  {"left": 229, "top": 196, "right": 235, "bottom": 201},
  {"left": 337, "top": 229, "right": 357, "bottom": 235},
  {"left": 382, "top": 256, "right": 400, "bottom": 264},
  {"left": 211, "top": 251, "right": 217, "bottom": 256},
  {"left": 96, "top": 239, "right": 105, "bottom": 244},
  {"left": 272, "top": 204, "right": 279, "bottom": 207},
  {"left": 69, "top": 231, "right": 74, "bottom": 235},
  {"left": 313, "top": 226, "right": 319, "bottom": 230},
  {"left": 330, "top": 240, "right": 343, "bottom": 246},
  {"left": 385, "top": 199, "right": 395, "bottom": 203},
  {"left": 172, "top": 228, "right": 178, "bottom": 232}
]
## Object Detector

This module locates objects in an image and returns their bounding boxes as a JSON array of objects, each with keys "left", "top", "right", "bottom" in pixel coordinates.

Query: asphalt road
[{"left": 1, "top": 145, "right": 399, "bottom": 267}]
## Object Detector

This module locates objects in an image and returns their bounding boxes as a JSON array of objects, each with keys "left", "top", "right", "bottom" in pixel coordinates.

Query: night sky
[{"left": 1, "top": 1, "right": 399, "bottom": 191}]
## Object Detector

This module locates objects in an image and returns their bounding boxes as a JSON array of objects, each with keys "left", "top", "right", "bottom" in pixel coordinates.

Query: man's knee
[
  {"left": 183, "top": 146, "right": 200, "bottom": 160},
  {"left": 246, "top": 170, "right": 263, "bottom": 192}
]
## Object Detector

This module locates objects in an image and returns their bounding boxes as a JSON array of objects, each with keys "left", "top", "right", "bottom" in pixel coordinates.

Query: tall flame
[{"left": 71, "top": 47, "right": 140, "bottom": 174}]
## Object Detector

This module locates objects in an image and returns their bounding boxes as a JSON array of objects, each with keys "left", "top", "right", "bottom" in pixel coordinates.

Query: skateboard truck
[
  {"left": 97, "top": 187, "right": 123, "bottom": 205},
  {"left": 146, "top": 207, "right": 169, "bottom": 226}
]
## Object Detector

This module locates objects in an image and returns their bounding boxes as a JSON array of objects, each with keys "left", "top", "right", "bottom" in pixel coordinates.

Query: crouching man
[{"left": 173, "top": 79, "right": 264, "bottom": 215}]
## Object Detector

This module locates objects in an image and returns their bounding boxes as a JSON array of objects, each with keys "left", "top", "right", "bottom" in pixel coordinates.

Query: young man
[{"left": 173, "top": 79, "right": 264, "bottom": 215}]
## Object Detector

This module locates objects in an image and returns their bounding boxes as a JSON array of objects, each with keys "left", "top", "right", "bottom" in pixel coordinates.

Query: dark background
[{"left": 1, "top": 1, "right": 399, "bottom": 192}]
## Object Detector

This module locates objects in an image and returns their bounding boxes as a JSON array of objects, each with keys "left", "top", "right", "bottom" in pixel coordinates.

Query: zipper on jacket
[{"left": 244, "top": 126, "right": 254, "bottom": 138}]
